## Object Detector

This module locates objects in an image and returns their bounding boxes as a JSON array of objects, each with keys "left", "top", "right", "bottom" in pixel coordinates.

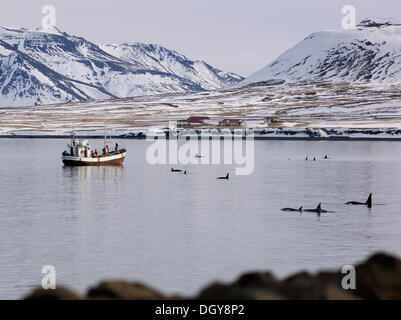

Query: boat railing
[{"left": 90, "top": 148, "right": 126, "bottom": 158}]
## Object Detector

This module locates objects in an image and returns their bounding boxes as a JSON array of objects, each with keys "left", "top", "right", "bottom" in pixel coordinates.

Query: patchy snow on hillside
[{"left": 2, "top": 81, "right": 401, "bottom": 137}]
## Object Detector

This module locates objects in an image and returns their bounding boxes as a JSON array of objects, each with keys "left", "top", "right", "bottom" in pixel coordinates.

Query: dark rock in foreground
[
  {"left": 354, "top": 253, "right": 401, "bottom": 299},
  {"left": 23, "top": 252, "right": 401, "bottom": 300},
  {"left": 23, "top": 287, "right": 82, "bottom": 300},
  {"left": 87, "top": 281, "right": 167, "bottom": 300}
]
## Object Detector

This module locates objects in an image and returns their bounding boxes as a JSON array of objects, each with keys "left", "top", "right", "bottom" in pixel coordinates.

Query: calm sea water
[{"left": 1, "top": 138, "right": 401, "bottom": 299}]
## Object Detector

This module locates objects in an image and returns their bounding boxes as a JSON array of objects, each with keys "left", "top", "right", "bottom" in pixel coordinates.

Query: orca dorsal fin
[
  {"left": 316, "top": 203, "right": 321, "bottom": 211},
  {"left": 366, "top": 193, "right": 372, "bottom": 207},
  {"left": 226, "top": 173, "right": 229, "bottom": 179},
  {"left": 299, "top": 207, "right": 303, "bottom": 212}
]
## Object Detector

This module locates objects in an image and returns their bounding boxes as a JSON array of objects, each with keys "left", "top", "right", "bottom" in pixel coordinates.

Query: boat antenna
[{"left": 71, "top": 123, "right": 74, "bottom": 145}]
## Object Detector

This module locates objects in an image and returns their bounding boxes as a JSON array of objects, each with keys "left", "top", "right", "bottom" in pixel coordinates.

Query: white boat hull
[{"left": 62, "top": 151, "right": 126, "bottom": 166}]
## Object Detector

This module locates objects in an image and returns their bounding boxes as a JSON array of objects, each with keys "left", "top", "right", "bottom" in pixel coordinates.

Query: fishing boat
[{"left": 61, "top": 126, "right": 127, "bottom": 166}]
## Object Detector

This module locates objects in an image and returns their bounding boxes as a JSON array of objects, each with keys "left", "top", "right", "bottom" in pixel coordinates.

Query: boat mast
[{"left": 104, "top": 121, "right": 106, "bottom": 153}]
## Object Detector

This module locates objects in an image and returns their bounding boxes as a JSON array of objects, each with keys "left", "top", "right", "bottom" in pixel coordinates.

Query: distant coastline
[
  {"left": 3, "top": 127, "right": 401, "bottom": 141},
  {"left": 3, "top": 137, "right": 401, "bottom": 141}
]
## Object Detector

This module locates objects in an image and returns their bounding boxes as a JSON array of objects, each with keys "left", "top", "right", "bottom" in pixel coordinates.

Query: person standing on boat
[{"left": 115, "top": 142, "right": 119, "bottom": 152}]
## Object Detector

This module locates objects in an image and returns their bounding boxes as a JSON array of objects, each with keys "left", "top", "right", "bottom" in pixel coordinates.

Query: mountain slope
[
  {"left": 100, "top": 43, "right": 243, "bottom": 90},
  {"left": 0, "top": 39, "right": 114, "bottom": 106},
  {"left": 242, "top": 20, "right": 401, "bottom": 85},
  {"left": 0, "top": 26, "right": 243, "bottom": 107}
]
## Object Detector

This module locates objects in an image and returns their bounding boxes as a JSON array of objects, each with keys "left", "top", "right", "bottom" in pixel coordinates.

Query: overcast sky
[{"left": 0, "top": 0, "right": 399, "bottom": 76}]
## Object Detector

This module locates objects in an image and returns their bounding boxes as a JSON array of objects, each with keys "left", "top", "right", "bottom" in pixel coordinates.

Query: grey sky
[{"left": 0, "top": 0, "right": 399, "bottom": 76}]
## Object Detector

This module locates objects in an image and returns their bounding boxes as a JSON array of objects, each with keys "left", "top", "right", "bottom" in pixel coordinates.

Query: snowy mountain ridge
[
  {"left": 242, "top": 18, "right": 401, "bottom": 86},
  {"left": 358, "top": 18, "right": 401, "bottom": 26},
  {"left": 0, "top": 26, "right": 243, "bottom": 107}
]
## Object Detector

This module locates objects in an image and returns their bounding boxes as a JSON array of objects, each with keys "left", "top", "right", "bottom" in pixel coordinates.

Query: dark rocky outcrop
[
  {"left": 197, "top": 271, "right": 356, "bottom": 300},
  {"left": 354, "top": 253, "right": 401, "bottom": 299},
  {"left": 22, "top": 252, "right": 401, "bottom": 300},
  {"left": 24, "top": 287, "right": 83, "bottom": 300},
  {"left": 87, "top": 281, "right": 167, "bottom": 300}
]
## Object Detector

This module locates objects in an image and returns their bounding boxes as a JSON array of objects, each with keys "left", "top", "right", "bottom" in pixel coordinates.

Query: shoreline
[
  {"left": 3, "top": 127, "right": 401, "bottom": 141},
  {"left": 2, "top": 135, "right": 401, "bottom": 141}
]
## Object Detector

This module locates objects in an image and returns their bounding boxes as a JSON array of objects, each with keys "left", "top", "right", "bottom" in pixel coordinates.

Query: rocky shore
[{"left": 23, "top": 252, "right": 401, "bottom": 300}]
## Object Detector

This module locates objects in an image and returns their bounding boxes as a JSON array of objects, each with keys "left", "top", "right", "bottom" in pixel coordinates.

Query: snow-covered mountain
[
  {"left": 0, "top": 26, "right": 243, "bottom": 107},
  {"left": 100, "top": 43, "right": 242, "bottom": 90},
  {"left": 242, "top": 18, "right": 401, "bottom": 86}
]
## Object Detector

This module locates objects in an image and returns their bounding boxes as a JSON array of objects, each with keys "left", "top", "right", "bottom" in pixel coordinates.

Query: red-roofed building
[
  {"left": 177, "top": 116, "right": 210, "bottom": 127},
  {"left": 187, "top": 116, "right": 210, "bottom": 124}
]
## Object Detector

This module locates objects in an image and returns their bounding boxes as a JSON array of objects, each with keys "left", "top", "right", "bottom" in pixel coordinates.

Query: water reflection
[
  {"left": 60, "top": 166, "right": 126, "bottom": 214},
  {"left": 62, "top": 165, "right": 125, "bottom": 181}
]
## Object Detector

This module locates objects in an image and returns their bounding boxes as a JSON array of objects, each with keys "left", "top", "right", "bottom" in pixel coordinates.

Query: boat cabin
[{"left": 68, "top": 139, "right": 91, "bottom": 158}]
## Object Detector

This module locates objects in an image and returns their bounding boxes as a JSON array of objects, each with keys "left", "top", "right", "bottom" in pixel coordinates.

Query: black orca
[
  {"left": 305, "top": 157, "right": 308, "bottom": 161},
  {"left": 171, "top": 168, "right": 183, "bottom": 173},
  {"left": 195, "top": 154, "right": 203, "bottom": 158},
  {"left": 304, "top": 203, "right": 333, "bottom": 214},
  {"left": 281, "top": 206, "right": 303, "bottom": 212},
  {"left": 324, "top": 155, "right": 328, "bottom": 159},
  {"left": 183, "top": 170, "right": 187, "bottom": 175},
  {"left": 217, "top": 173, "right": 229, "bottom": 180},
  {"left": 303, "top": 203, "right": 323, "bottom": 213},
  {"left": 346, "top": 193, "right": 372, "bottom": 208},
  {"left": 313, "top": 157, "right": 316, "bottom": 161}
]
